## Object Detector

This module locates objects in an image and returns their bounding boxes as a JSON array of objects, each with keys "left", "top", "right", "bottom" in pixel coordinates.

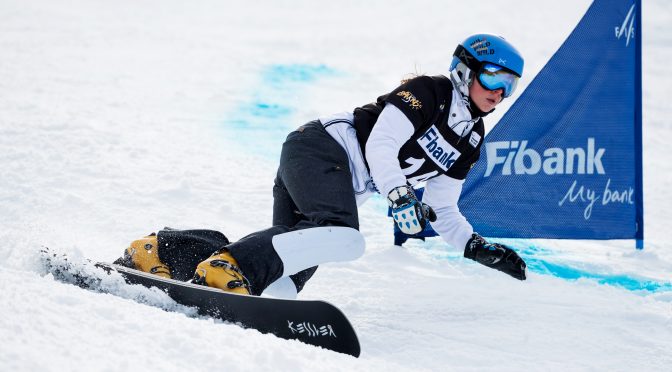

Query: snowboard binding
[
  {"left": 117, "top": 233, "right": 172, "bottom": 279},
  {"left": 192, "top": 250, "right": 251, "bottom": 295}
]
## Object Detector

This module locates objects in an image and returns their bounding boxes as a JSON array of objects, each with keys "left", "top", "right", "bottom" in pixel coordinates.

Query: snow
[{"left": 1, "top": 0, "right": 671, "bottom": 371}]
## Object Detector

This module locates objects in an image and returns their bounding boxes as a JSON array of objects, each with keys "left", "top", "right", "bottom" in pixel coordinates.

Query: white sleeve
[
  {"left": 365, "top": 104, "right": 415, "bottom": 196},
  {"left": 421, "top": 175, "right": 474, "bottom": 250}
]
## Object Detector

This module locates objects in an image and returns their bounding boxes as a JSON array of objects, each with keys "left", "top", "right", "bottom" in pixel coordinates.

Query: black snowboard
[{"left": 40, "top": 248, "right": 361, "bottom": 357}]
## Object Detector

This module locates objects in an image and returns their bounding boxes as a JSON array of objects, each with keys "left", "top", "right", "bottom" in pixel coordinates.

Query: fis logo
[
  {"left": 615, "top": 4, "right": 636, "bottom": 47},
  {"left": 484, "top": 138, "right": 605, "bottom": 177},
  {"left": 417, "top": 126, "right": 461, "bottom": 171}
]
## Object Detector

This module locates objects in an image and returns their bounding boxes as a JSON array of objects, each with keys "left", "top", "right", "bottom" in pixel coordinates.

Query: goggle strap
[{"left": 453, "top": 45, "right": 481, "bottom": 72}]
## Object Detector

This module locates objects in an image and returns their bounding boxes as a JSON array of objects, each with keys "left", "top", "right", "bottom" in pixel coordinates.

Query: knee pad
[{"left": 272, "top": 226, "right": 365, "bottom": 277}]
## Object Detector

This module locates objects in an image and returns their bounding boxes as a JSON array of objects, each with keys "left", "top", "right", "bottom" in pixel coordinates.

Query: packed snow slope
[{"left": 1, "top": 0, "right": 671, "bottom": 371}]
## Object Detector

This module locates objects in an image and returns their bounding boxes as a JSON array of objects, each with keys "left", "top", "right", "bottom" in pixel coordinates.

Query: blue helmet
[{"left": 449, "top": 34, "right": 524, "bottom": 98}]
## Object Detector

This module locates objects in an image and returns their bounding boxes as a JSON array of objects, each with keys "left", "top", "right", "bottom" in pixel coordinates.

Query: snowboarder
[{"left": 116, "top": 34, "right": 528, "bottom": 298}]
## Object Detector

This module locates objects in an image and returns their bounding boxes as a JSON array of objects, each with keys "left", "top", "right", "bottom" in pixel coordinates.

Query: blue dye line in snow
[
  {"left": 525, "top": 258, "right": 672, "bottom": 293},
  {"left": 223, "top": 64, "right": 339, "bottom": 159},
  {"left": 512, "top": 243, "right": 672, "bottom": 293},
  {"left": 424, "top": 240, "right": 671, "bottom": 293}
]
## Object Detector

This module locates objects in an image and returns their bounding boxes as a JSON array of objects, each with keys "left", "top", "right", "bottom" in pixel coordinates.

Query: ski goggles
[{"left": 477, "top": 62, "right": 520, "bottom": 98}]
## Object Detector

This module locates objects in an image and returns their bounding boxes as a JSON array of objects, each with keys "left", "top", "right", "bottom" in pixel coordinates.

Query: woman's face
[{"left": 469, "top": 78, "right": 503, "bottom": 112}]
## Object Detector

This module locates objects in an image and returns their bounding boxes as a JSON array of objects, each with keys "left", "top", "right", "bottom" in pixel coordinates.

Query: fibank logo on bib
[{"left": 417, "top": 126, "right": 461, "bottom": 171}]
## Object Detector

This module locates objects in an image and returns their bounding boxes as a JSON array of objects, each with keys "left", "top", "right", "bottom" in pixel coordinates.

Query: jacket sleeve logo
[{"left": 396, "top": 91, "right": 423, "bottom": 110}]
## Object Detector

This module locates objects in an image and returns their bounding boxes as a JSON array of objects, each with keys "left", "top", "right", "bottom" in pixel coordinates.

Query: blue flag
[{"left": 459, "top": 0, "right": 643, "bottom": 242}]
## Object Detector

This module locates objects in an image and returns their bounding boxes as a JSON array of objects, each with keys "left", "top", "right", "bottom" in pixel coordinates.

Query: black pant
[{"left": 227, "top": 121, "right": 359, "bottom": 295}]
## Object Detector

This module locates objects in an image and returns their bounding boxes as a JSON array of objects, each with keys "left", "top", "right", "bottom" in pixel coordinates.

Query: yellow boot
[
  {"left": 192, "top": 250, "right": 250, "bottom": 295},
  {"left": 122, "top": 234, "right": 172, "bottom": 279}
]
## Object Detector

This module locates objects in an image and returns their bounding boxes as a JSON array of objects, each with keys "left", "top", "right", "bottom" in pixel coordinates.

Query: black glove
[
  {"left": 464, "top": 233, "right": 527, "bottom": 280},
  {"left": 387, "top": 185, "right": 437, "bottom": 235}
]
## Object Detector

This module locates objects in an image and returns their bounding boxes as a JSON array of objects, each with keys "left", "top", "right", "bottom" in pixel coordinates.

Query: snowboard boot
[
  {"left": 192, "top": 250, "right": 251, "bottom": 295},
  {"left": 115, "top": 234, "right": 172, "bottom": 279}
]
